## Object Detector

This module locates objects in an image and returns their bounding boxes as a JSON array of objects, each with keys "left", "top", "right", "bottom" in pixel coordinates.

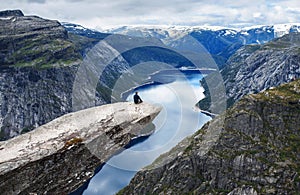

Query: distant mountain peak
[
  {"left": 105, "top": 23, "right": 300, "bottom": 39},
  {"left": 0, "top": 9, "right": 24, "bottom": 18}
]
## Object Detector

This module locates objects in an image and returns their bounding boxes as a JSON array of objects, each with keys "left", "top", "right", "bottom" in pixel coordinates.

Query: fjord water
[{"left": 82, "top": 71, "right": 211, "bottom": 195}]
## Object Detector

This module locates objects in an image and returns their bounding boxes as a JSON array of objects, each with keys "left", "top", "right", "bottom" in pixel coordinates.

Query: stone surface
[
  {"left": 118, "top": 80, "right": 300, "bottom": 194},
  {"left": 0, "top": 10, "right": 24, "bottom": 17},
  {"left": 0, "top": 10, "right": 131, "bottom": 140},
  {"left": 0, "top": 10, "right": 81, "bottom": 67},
  {"left": 224, "top": 33, "right": 300, "bottom": 104},
  {"left": 198, "top": 33, "right": 300, "bottom": 113},
  {"left": 0, "top": 102, "right": 161, "bottom": 194},
  {"left": 0, "top": 66, "right": 78, "bottom": 140}
]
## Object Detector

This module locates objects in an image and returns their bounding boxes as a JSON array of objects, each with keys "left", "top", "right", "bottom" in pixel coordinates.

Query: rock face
[
  {"left": 0, "top": 10, "right": 85, "bottom": 140},
  {"left": 119, "top": 80, "right": 300, "bottom": 194},
  {"left": 224, "top": 33, "right": 300, "bottom": 104},
  {"left": 0, "top": 10, "right": 80, "bottom": 67},
  {"left": 0, "top": 102, "right": 161, "bottom": 194},
  {"left": 0, "top": 10, "right": 125, "bottom": 140},
  {"left": 0, "top": 10, "right": 24, "bottom": 17},
  {"left": 198, "top": 32, "right": 300, "bottom": 113},
  {"left": 0, "top": 66, "right": 78, "bottom": 140}
]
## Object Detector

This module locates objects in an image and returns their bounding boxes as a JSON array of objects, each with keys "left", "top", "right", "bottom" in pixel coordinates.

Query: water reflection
[{"left": 82, "top": 73, "right": 211, "bottom": 195}]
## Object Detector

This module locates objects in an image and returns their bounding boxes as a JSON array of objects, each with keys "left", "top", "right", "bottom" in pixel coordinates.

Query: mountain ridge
[
  {"left": 104, "top": 23, "right": 300, "bottom": 68},
  {"left": 0, "top": 10, "right": 82, "bottom": 68},
  {"left": 105, "top": 23, "right": 300, "bottom": 38},
  {"left": 118, "top": 79, "right": 300, "bottom": 195},
  {"left": 0, "top": 10, "right": 112, "bottom": 140},
  {"left": 198, "top": 32, "right": 300, "bottom": 113}
]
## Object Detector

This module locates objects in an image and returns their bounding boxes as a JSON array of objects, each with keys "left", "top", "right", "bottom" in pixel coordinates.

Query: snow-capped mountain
[
  {"left": 104, "top": 23, "right": 300, "bottom": 68},
  {"left": 269, "top": 23, "right": 300, "bottom": 37},
  {"left": 62, "top": 22, "right": 110, "bottom": 40},
  {"left": 106, "top": 23, "right": 300, "bottom": 41},
  {"left": 63, "top": 22, "right": 300, "bottom": 68}
]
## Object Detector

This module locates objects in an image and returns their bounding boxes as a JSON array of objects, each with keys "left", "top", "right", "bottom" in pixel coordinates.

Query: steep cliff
[
  {"left": 0, "top": 10, "right": 81, "bottom": 67},
  {"left": 0, "top": 10, "right": 80, "bottom": 140},
  {"left": 198, "top": 32, "right": 300, "bottom": 113},
  {"left": 119, "top": 79, "right": 300, "bottom": 194},
  {"left": 0, "top": 66, "right": 77, "bottom": 140},
  {"left": 0, "top": 10, "right": 117, "bottom": 140},
  {"left": 0, "top": 102, "right": 161, "bottom": 194},
  {"left": 224, "top": 32, "right": 300, "bottom": 104},
  {"left": 0, "top": 10, "right": 196, "bottom": 140}
]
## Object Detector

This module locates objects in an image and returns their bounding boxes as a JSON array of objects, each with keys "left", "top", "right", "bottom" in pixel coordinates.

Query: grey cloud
[
  {"left": 26, "top": 0, "right": 46, "bottom": 3},
  {"left": 0, "top": 0, "right": 299, "bottom": 29}
]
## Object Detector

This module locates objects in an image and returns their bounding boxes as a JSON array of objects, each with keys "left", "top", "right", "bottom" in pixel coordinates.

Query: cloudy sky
[{"left": 1, "top": 0, "right": 300, "bottom": 30}]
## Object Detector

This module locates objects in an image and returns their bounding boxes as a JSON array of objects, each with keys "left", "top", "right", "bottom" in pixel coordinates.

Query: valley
[{"left": 0, "top": 8, "right": 299, "bottom": 195}]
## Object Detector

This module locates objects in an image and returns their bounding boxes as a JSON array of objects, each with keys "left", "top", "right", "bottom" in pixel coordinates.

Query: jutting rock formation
[{"left": 0, "top": 102, "right": 161, "bottom": 194}]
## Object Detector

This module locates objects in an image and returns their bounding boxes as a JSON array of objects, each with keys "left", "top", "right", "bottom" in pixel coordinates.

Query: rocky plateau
[{"left": 0, "top": 102, "right": 161, "bottom": 194}]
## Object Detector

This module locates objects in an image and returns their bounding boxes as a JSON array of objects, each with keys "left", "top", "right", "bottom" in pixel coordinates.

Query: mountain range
[
  {"left": 106, "top": 23, "right": 300, "bottom": 40},
  {"left": 103, "top": 23, "right": 300, "bottom": 68},
  {"left": 65, "top": 22, "right": 300, "bottom": 194},
  {"left": 198, "top": 32, "right": 300, "bottom": 113},
  {"left": 0, "top": 9, "right": 299, "bottom": 194}
]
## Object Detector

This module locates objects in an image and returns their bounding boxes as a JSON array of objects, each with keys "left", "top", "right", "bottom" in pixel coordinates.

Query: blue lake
[{"left": 79, "top": 72, "right": 211, "bottom": 195}]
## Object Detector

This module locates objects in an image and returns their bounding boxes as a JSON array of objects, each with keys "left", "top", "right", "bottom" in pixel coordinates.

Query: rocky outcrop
[
  {"left": 119, "top": 79, "right": 300, "bottom": 194},
  {"left": 0, "top": 10, "right": 128, "bottom": 140},
  {"left": 224, "top": 33, "right": 300, "bottom": 104},
  {"left": 0, "top": 66, "right": 78, "bottom": 140},
  {"left": 0, "top": 10, "right": 81, "bottom": 67},
  {"left": 0, "top": 102, "right": 161, "bottom": 194},
  {"left": 0, "top": 10, "right": 24, "bottom": 17},
  {"left": 198, "top": 33, "right": 300, "bottom": 113},
  {"left": 0, "top": 10, "right": 84, "bottom": 140}
]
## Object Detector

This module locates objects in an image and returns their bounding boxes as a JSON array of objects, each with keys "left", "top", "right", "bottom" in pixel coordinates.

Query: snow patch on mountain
[
  {"left": 62, "top": 22, "right": 99, "bottom": 33},
  {"left": 105, "top": 23, "right": 300, "bottom": 41},
  {"left": 272, "top": 23, "right": 300, "bottom": 37}
]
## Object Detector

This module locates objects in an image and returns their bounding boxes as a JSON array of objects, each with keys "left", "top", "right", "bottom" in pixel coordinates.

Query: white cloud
[{"left": 0, "top": 0, "right": 299, "bottom": 29}]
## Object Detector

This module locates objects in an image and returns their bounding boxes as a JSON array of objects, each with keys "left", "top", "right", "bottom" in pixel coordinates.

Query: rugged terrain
[
  {"left": 107, "top": 24, "right": 300, "bottom": 68},
  {"left": 0, "top": 10, "right": 81, "bottom": 67},
  {"left": 0, "top": 10, "right": 203, "bottom": 140},
  {"left": 198, "top": 32, "right": 300, "bottom": 113},
  {"left": 0, "top": 10, "right": 128, "bottom": 140},
  {"left": 0, "top": 102, "right": 161, "bottom": 194},
  {"left": 119, "top": 79, "right": 300, "bottom": 195}
]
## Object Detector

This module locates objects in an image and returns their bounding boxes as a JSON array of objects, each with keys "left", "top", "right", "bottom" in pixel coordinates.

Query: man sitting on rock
[{"left": 133, "top": 91, "right": 143, "bottom": 104}]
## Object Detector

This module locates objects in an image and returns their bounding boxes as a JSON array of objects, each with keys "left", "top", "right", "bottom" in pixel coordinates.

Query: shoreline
[
  {"left": 120, "top": 68, "right": 217, "bottom": 100},
  {"left": 193, "top": 105, "right": 217, "bottom": 118},
  {"left": 199, "top": 110, "right": 217, "bottom": 118},
  {"left": 77, "top": 68, "right": 217, "bottom": 194}
]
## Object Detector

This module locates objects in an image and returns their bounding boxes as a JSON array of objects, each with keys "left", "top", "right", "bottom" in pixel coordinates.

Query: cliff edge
[
  {"left": 0, "top": 10, "right": 81, "bottom": 67},
  {"left": 119, "top": 80, "right": 300, "bottom": 194},
  {"left": 0, "top": 102, "right": 161, "bottom": 194}
]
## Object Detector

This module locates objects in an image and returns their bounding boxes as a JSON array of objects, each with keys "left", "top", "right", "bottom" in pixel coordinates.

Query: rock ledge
[{"left": 0, "top": 102, "right": 161, "bottom": 194}]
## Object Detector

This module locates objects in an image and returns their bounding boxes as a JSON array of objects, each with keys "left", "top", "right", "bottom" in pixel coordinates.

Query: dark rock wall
[
  {"left": 119, "top": 80, "right": 300, "bottom": 195},
  {"left": 0, "top": 144, "right": 99, "bottom": 195},
  {"left": 0, "top": 66, "right": 79, "bottom": 140},
  {"left": 0, "top": 10, "right": 24, "bottom": 17},
  {"left": 198, "top": 33, "right": 300, "bottom": 113}
]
